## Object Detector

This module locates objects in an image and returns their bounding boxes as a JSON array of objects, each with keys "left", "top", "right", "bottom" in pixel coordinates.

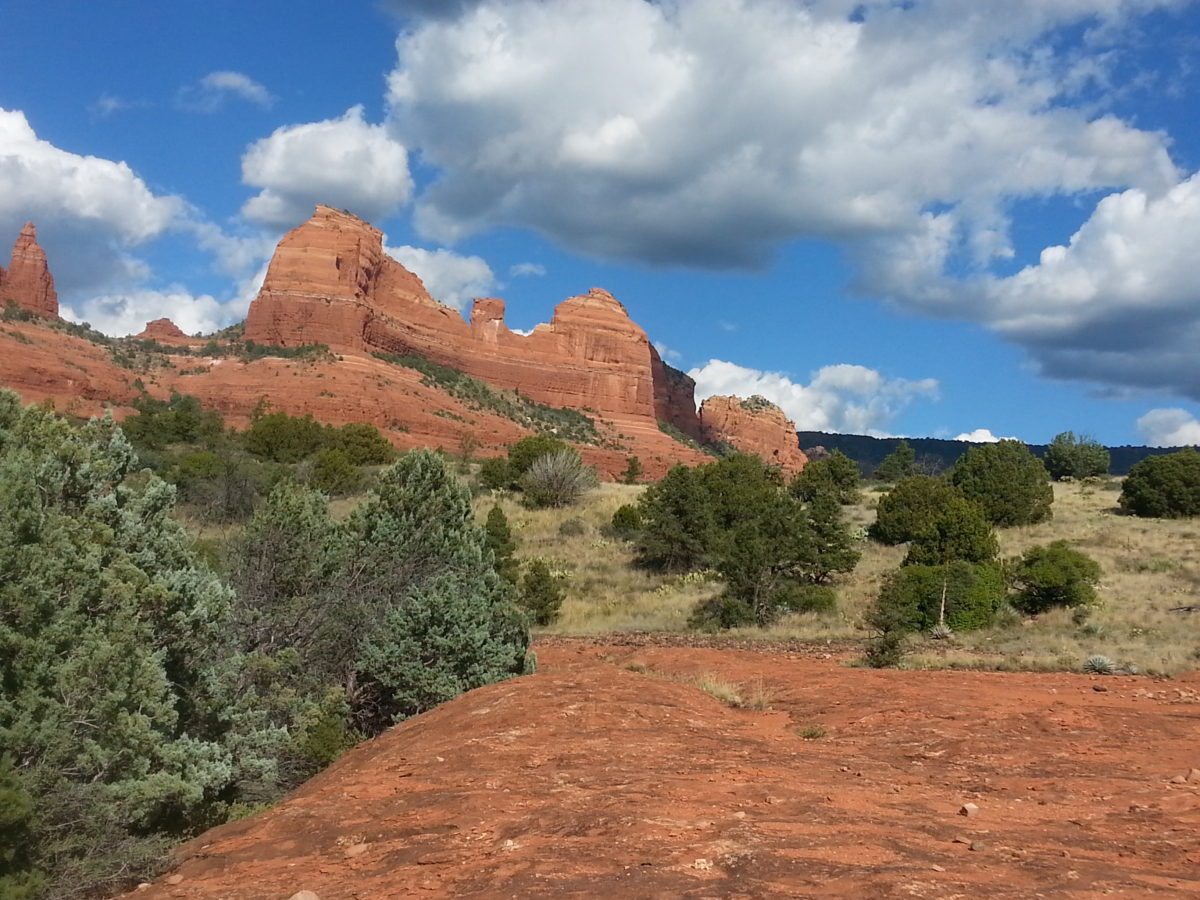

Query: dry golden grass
[
  {"left": 476, "top": 482, "right": 721, "bottom": 632},
  {"left": 487, "top": 478, "right": 1200, "bottom": 676}
]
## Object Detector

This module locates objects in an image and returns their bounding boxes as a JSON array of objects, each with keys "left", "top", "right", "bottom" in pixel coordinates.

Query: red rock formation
[
  {"left": 136, "top": 318, "right": 191, "bottom": 344},
  {"left": 0, "top": 211, "right": 803, "bottom": 478},
  {"left": 699, "top": 394, "right": 808, "bottom": 473},
  {"left": 245, "top": 206, "right": 703, "bottom": 433},
  {"left": 0, "top": 223, "right": 58, "bottom": 318}
]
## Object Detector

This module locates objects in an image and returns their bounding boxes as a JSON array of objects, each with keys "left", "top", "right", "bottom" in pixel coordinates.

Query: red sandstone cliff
[
  {"left": 0, "top": 223, "right": 58, "bottom": 318},
  {"left": 244, "top": 206, "right": 704, "bottom": 436},
  {"left": 699, "top": 395, "right": 809, "bottom": 472},
  {"left": 0, "top": 215, "right": 808, "bottom": 477}
]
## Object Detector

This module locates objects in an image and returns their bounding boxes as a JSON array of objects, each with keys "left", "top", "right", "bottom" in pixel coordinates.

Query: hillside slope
[{"left": 125, "top": 642, "right": 1200, "bottom": 899}]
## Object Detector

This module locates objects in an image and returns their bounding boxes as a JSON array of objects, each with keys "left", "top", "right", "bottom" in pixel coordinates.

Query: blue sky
[{"left": 4, "top": 0, "right": 1200, "bottom": 447}]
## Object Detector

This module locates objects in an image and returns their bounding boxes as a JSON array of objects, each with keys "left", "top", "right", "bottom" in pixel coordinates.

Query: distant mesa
[
  {"left": 136, "top": 317, "right": 192, "bottom": 344},
  {"left": 0, "top": 222, "right": 58, "bottom": 318}
]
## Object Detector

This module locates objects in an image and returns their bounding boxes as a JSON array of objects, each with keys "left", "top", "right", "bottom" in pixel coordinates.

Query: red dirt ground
[{"left": 126, "top": 639, "right": 1200, "bottom": 899}]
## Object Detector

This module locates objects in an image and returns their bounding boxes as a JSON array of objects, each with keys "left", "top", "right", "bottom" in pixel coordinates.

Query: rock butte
[
  {"left": 0, "top": 214, "right": 809, "bottom": 476},
  {"left": 0, "top": 222, "right": 58, "bottom": 318},
  {"left": 701, "top": 394, "right": 810, "bottom": 471},
  {"left": 136, "top": 317, "right": 193, "bottom": 344}
]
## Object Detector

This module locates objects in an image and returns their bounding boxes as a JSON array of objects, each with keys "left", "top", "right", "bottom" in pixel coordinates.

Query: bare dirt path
[{"left": 126, "top": 641, "right": 1200, "bottom": 898}]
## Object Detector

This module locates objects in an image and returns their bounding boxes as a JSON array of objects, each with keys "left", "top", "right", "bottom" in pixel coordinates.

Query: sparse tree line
[{"left": 611, "top": 434, "right": 1200, "bottom": 668}]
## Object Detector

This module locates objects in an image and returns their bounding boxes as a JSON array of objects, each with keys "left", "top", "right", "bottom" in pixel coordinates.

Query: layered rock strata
[
  {"left": 244, "top": 206, "right": 705, "bottom": 438},
  {"left": 0, "top": 223, "right": 58, "bottom": 317},
  {"left": 699, "top": 394, "right": 809, "bottom": 472}
]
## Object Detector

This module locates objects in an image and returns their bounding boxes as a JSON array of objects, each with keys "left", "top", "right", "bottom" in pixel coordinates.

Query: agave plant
[
  {"left": 929, "top": 623, "right": 953, "bottom": 641},
  {"left": 1083, "top": 654, "right": 1117, "bottom": 675}
]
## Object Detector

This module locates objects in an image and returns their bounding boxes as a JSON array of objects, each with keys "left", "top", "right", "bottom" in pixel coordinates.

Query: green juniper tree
[
  {"left": 233, "top": 449, "right": 533, "bottom": 735},
  {"left": 949, "top": 439, "right": 1053, "bottom": 526},
  {"left": 1043, "top": 431, "right": 1110, "bottom": 481},
  {"left": 0, "top": 391, "right": 268, "bottom": 897},
  {"left": 791, "top": 449, "right": 860, "bottom": 504},
  {"left": 484, "top": 504, "right": 520, "bottom": 584},
  {"left": 1119, "top": 448, "right": 1200, "bottom": 518},
  {"left": 875, "top": 440, "right": 917, "bottom": 482}
]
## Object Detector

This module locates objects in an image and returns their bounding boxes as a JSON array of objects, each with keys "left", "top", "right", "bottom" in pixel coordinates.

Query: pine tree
[
  {"left": 519, "top": 559, "right": 565, "bottom": 626},
  {"left": 620, "top": 456, "right": 643, "bottom": 484},
  {"left": 791, "top": 449, "right": 860, "bottom": 504},
  {"left": 875, "top": 440, "right": 917, "bottom": 482},
  {"left": 634, "top": 464, "right": 717, "bottom": 572},
  {"left": 484, "top": 504, "right": 520, "bottom": 583}
]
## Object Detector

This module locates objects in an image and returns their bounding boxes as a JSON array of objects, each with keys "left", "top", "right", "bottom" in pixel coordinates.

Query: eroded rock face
[
  {"left": 0, "top": 223, "right": 58, "bottom": 318},
  {"left": 136, "top": 318, "right": 191, "bottom": 344},
  {"left": 244, "top": 206, "right": 703, "bottom": 432},
  {"left": 0, "top": 211, "right": 803, "bottom": 478},
  {"left": 699, "top": 394, "right": 809, "bottom": 473}
]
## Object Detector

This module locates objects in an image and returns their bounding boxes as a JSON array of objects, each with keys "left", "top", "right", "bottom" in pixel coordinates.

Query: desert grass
[
  {"left": 476, "top": 482, "right": 721, "bottom": 632},
  {"left": 488, "top": 478, "right": 1200, "bottom": 675},
  {"left": 615, "top": 660, "right": 775, "bottom": 710}
]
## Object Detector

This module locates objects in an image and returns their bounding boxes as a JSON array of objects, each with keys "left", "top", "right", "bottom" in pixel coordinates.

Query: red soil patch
[{"left": 126, "top": 641, "right": 1200, "bottom": 899}]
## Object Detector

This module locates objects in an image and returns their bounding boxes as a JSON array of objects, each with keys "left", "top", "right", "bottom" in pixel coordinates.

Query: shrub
[
  {"left": 507, "top": 434, "right": 572, "bottom": 479},
  {"left": 558, "top": 516, "right": 587, "bottom": 536},
  {"left": 520, "top": 449, "right": 597, "bottom": 508},
  {"left": 949, "top": 439, "right": 1053, "bottom": 526},
  {"left": 610, "top": 503, "right": 642, "bottom": 537},
  {"left": 688, "top": 594, "right": 758, "bottom": 631},
  {"left": 872, "top": 561, "right": 1005, "bottom": 633},
  {"left": 478, "top": 456, "right": 513, "bottom": 491},
  {"left": 620, "top": 456, "right": 643, "bottom": 484},
  {"left": 1119, "top": 448, "right": 1200, "bottom": 518},
  {"left": 772, "top": 583, "right": 838, "bottom": 616},
  {"left": 243, "top": 411, "right": 326, "bottom": 463},
  {"left": 1010, "top": 541, "right": 1102, "bottom": 614},
  {"left": 903, "top": 494, "right": 998, "bottom": 566},
  {"left": 1043, "top": 431, "right": 1110, "bottom": 481},
  {"left": 307, "top": 448, "right": 363, "bottom": 496},
  {"left": 328, "top": 422, "right": 395, "bottom": 466},
  {"left": 120, "top": 391, "right": 224, "bottom": 450},
  {"left": 870, "top": 476, "right": 964, "bottom": 544},
  {"left": 519, "top": 559, "right": 564, "bottom": 626},
  {"left": 861, "top": 630, "right": 909, "bottom": 669},
  {"left": 874, "top": 440, "right": 917, "bottom": 482},
  {"left": 791, "top": 449, "right": 860, "bottom": 504}
]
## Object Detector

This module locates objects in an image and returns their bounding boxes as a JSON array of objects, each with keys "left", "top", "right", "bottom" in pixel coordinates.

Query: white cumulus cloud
[
  {"left": 0, "top": 107, "right": 184, "bottom": 295},
  {"left": 177, "top": 71, "right": 275, "bottom": 112},
  {"left": 241, "top": 106, "right": 413, "bottom": 230},
  {"left": 688, "top": 359, "right": 939, "bottom": 436},
  {"left": 384, "top": 244, "right": 495, "bottom": 312},
  {"left": 384, "top": 0, "right": 1200, "bottom": 399},
  {"left": 1135, "top": 409, "right": 1200, "bottom": 447},
  {"left": 953, "top": 428, "right": 1013, "bottom": 443},
  {"left": 62, "top": 287, "right": 235, "bottom": 338}
]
